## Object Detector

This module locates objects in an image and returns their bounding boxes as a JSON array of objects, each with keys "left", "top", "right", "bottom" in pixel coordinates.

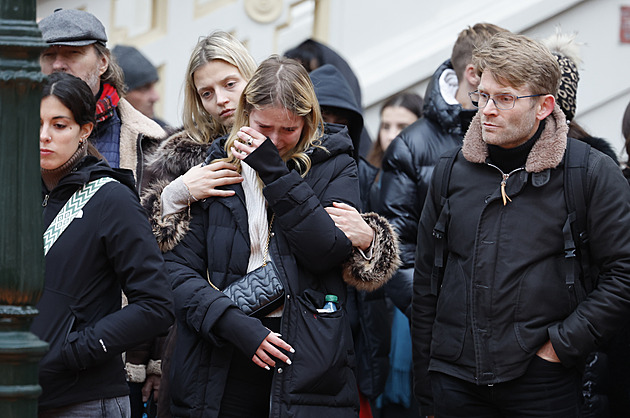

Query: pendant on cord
[{"left": 501, "top": 176, "right": 512, "bottom": 206}]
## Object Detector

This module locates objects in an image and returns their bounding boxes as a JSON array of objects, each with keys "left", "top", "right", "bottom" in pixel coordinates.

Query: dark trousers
[{"left": 431, "top": 356, "right": 580, "bottom": 418}]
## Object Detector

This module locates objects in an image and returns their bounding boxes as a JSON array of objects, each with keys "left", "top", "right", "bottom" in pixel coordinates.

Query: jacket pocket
[
  {"left": 430, "top": 256, "right": 467, "bottom": 361},
  {"left": 513, "top": 256, "right": 572, "bottom": 353},
  {"left": 288, "top": 289, "right": 355, "bottom": 398}
]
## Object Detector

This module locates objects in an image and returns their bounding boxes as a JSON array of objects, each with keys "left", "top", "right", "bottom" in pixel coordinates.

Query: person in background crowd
[
  {"left": 412, "top": 31, "right": 630, "bottom": 418},
  {"left": 367, "top": 92, "right": 424, "bottom": 171},
  {"left": 140, "top": 30, "right": 256, "bottom": 418},
  {"left": 364, "top": 91, "right": 423, "bottom": 418},
  {"left": 34, "top": 72, "right": 173, "bottom": 418},
  {"left": 379, "top": 23, "right": 508, "bottom": 317},
  {"left": 309, "top": 63, "right": 401, "bottom": 418},
  {"left": 285, "top": 38, "right": 373, "bottom": 158},
  {"left": 164, "top": 55, "right": 389, "bottom": 417},
  {"left": 38, "top": 8, "right": 166, "bottom": 191},
  {"left": 112, "top": 44, "right": 171, "bottom": 130},
  {"left": 542, "top": 30, "right": 619, "bottom": 164}
]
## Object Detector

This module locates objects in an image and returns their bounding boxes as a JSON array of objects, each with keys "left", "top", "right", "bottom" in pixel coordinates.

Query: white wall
[{"left": 36, "top": 0, "right": 630, "bottom": 161}]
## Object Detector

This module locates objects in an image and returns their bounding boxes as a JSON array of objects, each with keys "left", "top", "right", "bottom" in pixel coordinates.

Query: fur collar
[
  {"left": 117, "top": 98, "right": 165, "bottom": 177},
  {"left": 144, "top": 129, "right": 212, "bottom": 182},
  {"left": 462, "top": 104, "right": 568, "bottom": 173}
]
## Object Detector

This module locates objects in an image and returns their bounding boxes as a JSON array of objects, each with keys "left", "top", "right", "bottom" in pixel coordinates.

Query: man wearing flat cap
[
  {"left": 112, "top": 45, "right": 170, "bottom": 130},
  {"left": 38, "top": 8, "right": 165, "bottom": 191}
]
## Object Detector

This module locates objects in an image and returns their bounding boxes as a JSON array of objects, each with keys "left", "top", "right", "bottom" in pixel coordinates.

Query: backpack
[{"left": 430, "top": 138, "right": 594, "bottom": 302}]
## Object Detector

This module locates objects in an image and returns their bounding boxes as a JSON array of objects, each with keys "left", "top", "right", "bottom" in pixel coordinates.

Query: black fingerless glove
[{"left": 244, "top": 138, "right": 290, "bottom": 185}]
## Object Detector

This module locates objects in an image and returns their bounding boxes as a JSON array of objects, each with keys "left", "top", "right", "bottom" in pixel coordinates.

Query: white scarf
[{"left": 241, "top": 162, "right": 269, "bottom": 272}]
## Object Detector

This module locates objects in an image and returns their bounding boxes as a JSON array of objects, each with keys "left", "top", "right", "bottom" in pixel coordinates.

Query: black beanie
[{"left": 112, "top": 45, "right": 159, "bottom": 91}]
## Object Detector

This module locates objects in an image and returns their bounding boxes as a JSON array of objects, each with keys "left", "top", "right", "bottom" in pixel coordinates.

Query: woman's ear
[{"left": 80, "top": 122, "right": 94, "bottom": 140}]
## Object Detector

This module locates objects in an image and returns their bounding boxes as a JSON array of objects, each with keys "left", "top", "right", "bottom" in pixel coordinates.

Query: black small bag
[
  {"left": 222, "top": 259, "right": 285, "bottom": 317},
  {"left": 212, "top": 214, "right": 285, "bottom": 318}
]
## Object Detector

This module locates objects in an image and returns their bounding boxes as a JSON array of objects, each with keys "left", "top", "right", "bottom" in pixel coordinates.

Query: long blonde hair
[
  {"left": 223, "top": 55, "right": 324, "bottom": 175},
  {"left": 183, "top": 31, "right": 257, "bottom": 143}
]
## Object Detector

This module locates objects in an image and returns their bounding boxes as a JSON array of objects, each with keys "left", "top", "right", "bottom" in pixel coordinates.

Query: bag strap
[
  {"left": 430, "top": 147, "right": 460, "bottom": 295},
  {"left": 43, "top": 177, "right": 118, "bottom": 256},
  {"left": 208, "top": 212, "right": 275, "bottom": 291},
  {"left": 262, "top": 213, "right": 275, "bottom": 266},
  {"left": 563, "top": 138, "right": 592, "bottom": 300}
]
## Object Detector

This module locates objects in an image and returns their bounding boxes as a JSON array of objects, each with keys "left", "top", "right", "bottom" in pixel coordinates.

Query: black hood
[
  {"left": 423, "top": 59, "right": 476, "bottom": 137},
  {"left": 310, "top": 64, "right": 364, "bottom": 160},
  {"left": 308, "top": 122, "right": 355, "bottom": 165}
]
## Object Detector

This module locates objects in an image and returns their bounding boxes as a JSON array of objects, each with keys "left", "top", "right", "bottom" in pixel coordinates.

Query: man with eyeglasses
[{"left": 411, "top": 31, "right": 630, "bottom": 418}]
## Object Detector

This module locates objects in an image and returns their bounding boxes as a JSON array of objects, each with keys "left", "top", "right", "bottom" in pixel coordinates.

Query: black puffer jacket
[
  {"left": 32, "top": 157, "right": 174, "bottom": 410},
  {"left": 379, "top": 59, "right": 476, "bottom": 313},
  {"left": 412, "top": 107, "right": 630, "bottom": 415},
  {"left": 164, "top": 127, "right": 362, "bottom": 417}
]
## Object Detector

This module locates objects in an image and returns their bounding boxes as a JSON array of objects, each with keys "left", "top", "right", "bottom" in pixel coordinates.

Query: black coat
[
  {"left": 32, "top": 157, "right": 174, "bottom": 410},
  {"left": 379, "top": 59, "right": 476, "bottom": 314},
  {"left": 412, "top": 108, "right": 630, "bottom": 415},
  {"left": 164, "top": 126, "right": 362, "bottom": 417}
]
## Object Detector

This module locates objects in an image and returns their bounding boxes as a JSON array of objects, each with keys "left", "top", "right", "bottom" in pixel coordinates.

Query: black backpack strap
[
  {"left": 563, "top": 138, "right": 592, "bottom": 302},
  {"left": 430, "top": 147, "right": 460, "bottom": 295}
]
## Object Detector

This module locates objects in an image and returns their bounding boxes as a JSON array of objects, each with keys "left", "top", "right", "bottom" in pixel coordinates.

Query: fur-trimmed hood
[
  {"left": 141, "top": 129, "right": 213, "bottom": 253},
  {"left": 144, "top": 129, "right": 213, "bottom": 183},
  {"left": 462, "top": 104, "right": 569, "bottom": 173}
]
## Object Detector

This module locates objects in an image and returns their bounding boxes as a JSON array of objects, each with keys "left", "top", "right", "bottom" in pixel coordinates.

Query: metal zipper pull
[{"left": 42, "top": 194, "right": 49, "bottom": 207}]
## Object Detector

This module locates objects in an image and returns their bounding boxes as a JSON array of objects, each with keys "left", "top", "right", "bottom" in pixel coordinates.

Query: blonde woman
[
  {"left": 133, "top": 31, "right": 256, "bottom": 417},
  {"left": 164, "top": 56, "right": 383, "bottom": 417}
]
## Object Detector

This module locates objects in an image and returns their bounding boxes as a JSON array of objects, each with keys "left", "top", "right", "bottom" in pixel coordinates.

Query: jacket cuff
[
  {"left": 125, "top": 362, "right": 147, "bottom": 383},
  {"left": 147, "top": 359, "right": 162, "bottom": 376},
  {"left": 342, "top": 212, "right": 401, "bottom": 292},
  {"left": 244, "top": 138, "right": 289, "bottom": 185},
  {"left": 213, "top": 307, "right": 270, "bottom": 358}
]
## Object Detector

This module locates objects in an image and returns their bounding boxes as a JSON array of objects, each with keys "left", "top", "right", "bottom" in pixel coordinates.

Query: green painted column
[{"left": 0, "top": 0, "right": 49, "bottom": 416}]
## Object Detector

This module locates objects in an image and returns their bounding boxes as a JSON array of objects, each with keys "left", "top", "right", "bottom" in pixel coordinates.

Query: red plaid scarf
[{"left": 95, "top": 83, "right": 120, "bottom": 123}]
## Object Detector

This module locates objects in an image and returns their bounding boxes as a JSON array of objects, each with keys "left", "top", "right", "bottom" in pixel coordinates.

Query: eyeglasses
[{"left": 468, "top": 91, "right": 547, "bottom": 110}]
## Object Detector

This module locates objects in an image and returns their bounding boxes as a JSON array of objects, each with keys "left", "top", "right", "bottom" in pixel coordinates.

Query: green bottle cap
[{"left": 325, "top": 294, "right": 338, "bottom": 303}]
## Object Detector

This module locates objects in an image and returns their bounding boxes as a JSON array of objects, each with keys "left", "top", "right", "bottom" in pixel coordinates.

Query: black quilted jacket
[
  {"left": 164, "top": 125, "right": 362, "bottom": 417},
  {"left": 379, "top": 59, "right": 476, "bottom": 313}
]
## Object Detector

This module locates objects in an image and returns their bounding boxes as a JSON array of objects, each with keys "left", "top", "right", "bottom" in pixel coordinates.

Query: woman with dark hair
[
  {"left": 366, "top": 92, "right": 424, "bottom": 169},
  {"left": 165, "top": 56, "right": 388, "bottom": 417},
  {"left": 33, "top": 72, "right": 173, "bottom": 417}
]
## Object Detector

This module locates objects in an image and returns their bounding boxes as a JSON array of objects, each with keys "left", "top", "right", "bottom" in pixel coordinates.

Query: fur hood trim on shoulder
[
  {"left": 141, "top": 177, "right": 191, "bottom": 253},
  {"left": 144, "top": 129, "right": 211, "bottom": 181},
  {"left": 117, "top": 98, "right": 166, "bottom": 175},
  {"left": 342, "top": 213, "right": 401, "bottom": 292},
  {"left": 462, "top": 104, "right": 568, "bottom": 173}
]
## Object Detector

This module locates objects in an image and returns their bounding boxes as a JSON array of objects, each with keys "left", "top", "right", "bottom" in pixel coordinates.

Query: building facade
[{"left": 36, "top": 0, "right": 630, "bottom": 160}]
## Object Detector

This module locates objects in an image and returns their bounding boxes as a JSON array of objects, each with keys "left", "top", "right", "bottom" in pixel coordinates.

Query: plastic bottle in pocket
[{"left": 317, "top": 294, "right": 338, "bottom": 313}]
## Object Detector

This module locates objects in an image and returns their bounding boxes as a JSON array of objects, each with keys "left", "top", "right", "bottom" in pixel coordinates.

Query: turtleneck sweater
[
  {"left": 41, "top": 142, "right": 88, "bottom": 191},
  {"left": 487, "top": 119, "right": 546, "bottom": 173}
]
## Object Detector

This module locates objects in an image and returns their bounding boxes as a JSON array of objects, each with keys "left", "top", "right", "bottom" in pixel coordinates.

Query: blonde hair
[
  {"left": 222, "top": 55, "right": 324, "bottom": 175},
  {"left": 183, "top": 31, "right": 257, "bottom": 143},
  {"left": 473, "top": 32, "right": 561, "bottom": 96}
]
